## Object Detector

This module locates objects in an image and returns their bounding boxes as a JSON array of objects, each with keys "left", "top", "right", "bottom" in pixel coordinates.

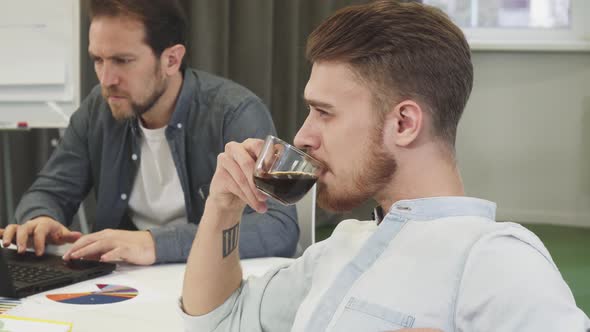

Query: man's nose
[
  {"left": 98, "top": 63, "right": 119, "bottom": 87},
  {"left": 293, "top": 114, "right": 319, "bottom": 151}
]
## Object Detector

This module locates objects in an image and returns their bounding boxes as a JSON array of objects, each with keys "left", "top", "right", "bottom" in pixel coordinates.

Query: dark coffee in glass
[
  {"left": 254, "top": 171, "right": 318, "bottom": 205},
  {"left": 253, "top": 136, "right": 324, "bottom": 206}
]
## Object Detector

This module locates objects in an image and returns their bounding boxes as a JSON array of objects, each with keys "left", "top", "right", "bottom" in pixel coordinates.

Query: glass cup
[{"left": 253, "top": 135, "right": 324, "bottom": 205}]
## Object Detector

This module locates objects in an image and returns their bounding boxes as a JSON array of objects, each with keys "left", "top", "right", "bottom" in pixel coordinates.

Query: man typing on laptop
[{"left": 0, "top": 0, "right": 298, "bottom": 265}]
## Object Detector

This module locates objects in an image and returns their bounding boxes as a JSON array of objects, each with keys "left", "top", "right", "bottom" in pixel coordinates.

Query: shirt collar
[
  {"left": 380, "top": 196, "right": 496, "bottom": 223},
  {"left": 129, "top": 69, "right": 195, "bottom": 136},
  {"left": 167, "top": 69, "right": 195, "bottom": 129}
]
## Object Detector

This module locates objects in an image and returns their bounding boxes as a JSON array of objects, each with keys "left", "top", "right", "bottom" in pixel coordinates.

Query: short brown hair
[
  {"left": 306, "top": 0, "right": 473, "bottom": 147},
  {"left": 89, "top": 0, "right": 188, "bottom": 70}
]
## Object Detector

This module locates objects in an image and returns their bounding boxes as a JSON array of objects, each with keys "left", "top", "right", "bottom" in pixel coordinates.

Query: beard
[
  {"left": 317, "top": 126, "right": 397, "bottom": 213},
  {"left": 102, "top": 66, "right": 167, "bottom": 121}
]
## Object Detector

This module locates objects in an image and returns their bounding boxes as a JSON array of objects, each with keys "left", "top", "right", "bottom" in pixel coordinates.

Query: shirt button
[
  {"left": 121, "top": 193, "right": 128, "bottom": 200},
  {"left": 177, "top": 123, "right": 183, "bottom": 129},
  {"left": 131, "top": 154, "right": 138, "bottom": 161}
]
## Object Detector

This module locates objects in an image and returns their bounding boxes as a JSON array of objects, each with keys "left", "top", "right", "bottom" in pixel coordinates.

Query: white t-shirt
[{"left": 128, "top": 123, "right": 187, "bottom": 231}]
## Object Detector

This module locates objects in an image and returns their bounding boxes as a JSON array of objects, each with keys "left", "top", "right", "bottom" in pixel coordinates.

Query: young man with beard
[
  {"left": 0, "top": 0, "right": 298, "bottom": 265},
  {"left": 180, "top": 1, "right": 590, "bottom": 331}
]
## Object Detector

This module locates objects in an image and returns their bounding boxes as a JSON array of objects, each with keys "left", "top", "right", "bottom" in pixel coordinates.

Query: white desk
[{"left": 6, "top": 257, "right": 294, "bottom": 331}]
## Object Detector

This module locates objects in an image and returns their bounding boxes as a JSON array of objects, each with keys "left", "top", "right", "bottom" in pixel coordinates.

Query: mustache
[{"left": 102, "top": 87, "right": 128, "bottom": 99}]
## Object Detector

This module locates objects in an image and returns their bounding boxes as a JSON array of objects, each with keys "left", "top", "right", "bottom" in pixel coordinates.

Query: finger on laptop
[
  {"left": 70, "top": 240, "right": 106, "bottom": 260},
  {"left": 100, "top": 247, "right": 125, "bottom": 263},
  {"left": 2, "top": 224, "right": 18, "bottom": 248},
  {"left": 0, "top": 228, "right": 6, "bottom": 248},
  {"left": 16, "top": 224, "right": 35, "bottom": 254},
  {"left": 63, "top": 232, "right": 106, "bottom": 260},
  {"left": 32, "top": 222, "right": 52, "bottom": 256},
  {"left": 51, "top": 229, "right": 82, "bottom": 245}
]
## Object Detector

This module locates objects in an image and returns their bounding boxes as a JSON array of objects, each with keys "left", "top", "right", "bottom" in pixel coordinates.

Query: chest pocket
[{"left": 331, "top": 297, "right": 415, "bottom": 332}]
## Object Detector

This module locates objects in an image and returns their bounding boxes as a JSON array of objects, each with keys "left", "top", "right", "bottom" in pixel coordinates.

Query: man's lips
[{"left": 108, "top": 95, "right": 126, "bottom": 101}]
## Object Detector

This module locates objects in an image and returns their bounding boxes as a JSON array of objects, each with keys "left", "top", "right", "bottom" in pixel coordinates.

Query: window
[{"left": 423, "top": 0, "right": 590, "bottom": 51}]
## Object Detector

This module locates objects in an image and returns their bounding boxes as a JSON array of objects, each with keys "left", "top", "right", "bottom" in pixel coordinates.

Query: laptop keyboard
[{"left": 7, "top": 264, "right": 69, "bottom": 284}]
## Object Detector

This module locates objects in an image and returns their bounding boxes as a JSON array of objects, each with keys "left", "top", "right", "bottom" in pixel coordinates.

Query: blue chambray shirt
[
  {"left": 14, "top": 69, "right": 298, "bottom": 263},
  {"left": 181, "top": 196, "right": 590, "bottom": 331}
]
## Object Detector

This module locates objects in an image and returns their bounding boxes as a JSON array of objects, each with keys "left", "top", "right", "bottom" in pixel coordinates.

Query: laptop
[{"left": 0, "top": 247, "right": 116, "bottom": 298}]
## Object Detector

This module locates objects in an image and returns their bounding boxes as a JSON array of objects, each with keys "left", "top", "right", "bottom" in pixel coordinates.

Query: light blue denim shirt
[{"left": 181, "top": 196, "right": 590, "bottom": 331}]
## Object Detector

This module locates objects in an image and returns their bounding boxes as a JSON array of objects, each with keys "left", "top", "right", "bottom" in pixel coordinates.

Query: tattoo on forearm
[{"left": 222, "top": 223, "right": 240, "bottom": 258}]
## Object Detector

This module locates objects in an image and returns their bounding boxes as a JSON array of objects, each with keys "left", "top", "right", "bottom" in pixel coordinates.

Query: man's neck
[
  {"left": 140, "top": 72, "right": 183, "bottom": 129},
  {"left": 375, "top": 148, "right": 465, "bottom": 213}
]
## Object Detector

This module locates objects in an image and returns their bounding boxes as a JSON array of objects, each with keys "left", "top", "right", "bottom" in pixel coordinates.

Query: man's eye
[
  {"left": 316, "top": 109, "right": 329, "bottom": 117},
  {"left": 115, "top": 58, "right": 132, "bottom": 65},
  {"left": 307, "top": 105, "right": 329, "bottom": 117}
]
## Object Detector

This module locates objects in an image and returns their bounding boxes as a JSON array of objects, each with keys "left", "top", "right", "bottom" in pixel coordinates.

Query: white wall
[{"left": 457, "top": 51, "right": 590, "bottom": 227}]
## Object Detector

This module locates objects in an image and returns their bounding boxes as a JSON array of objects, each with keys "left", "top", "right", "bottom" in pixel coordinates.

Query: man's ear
[
  {"left": 162, "top": 44, "right": 186, "bottom": 75},
  {"left": 384, "top": 100, "right": 423, "bottom": 147}
]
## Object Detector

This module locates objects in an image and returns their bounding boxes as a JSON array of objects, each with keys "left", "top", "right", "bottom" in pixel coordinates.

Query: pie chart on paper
[{"left": 46, "top": 284, "right": 138, "bottom": 305}]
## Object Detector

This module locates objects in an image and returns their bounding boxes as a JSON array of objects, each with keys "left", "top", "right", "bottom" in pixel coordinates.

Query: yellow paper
[{"left": 0, "top": 315, "right": 72, "bottom": 332}]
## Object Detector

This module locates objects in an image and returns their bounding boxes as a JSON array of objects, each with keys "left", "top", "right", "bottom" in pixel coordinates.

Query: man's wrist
[
  {"left": 143, "top": 230, "right": 155, "bottom": 249},
  {"left": 141, "top": 230, "right": 157, "bottom": 265},
  {"left": 202, "top": 199, "right": 244, "bottom": 230}
]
